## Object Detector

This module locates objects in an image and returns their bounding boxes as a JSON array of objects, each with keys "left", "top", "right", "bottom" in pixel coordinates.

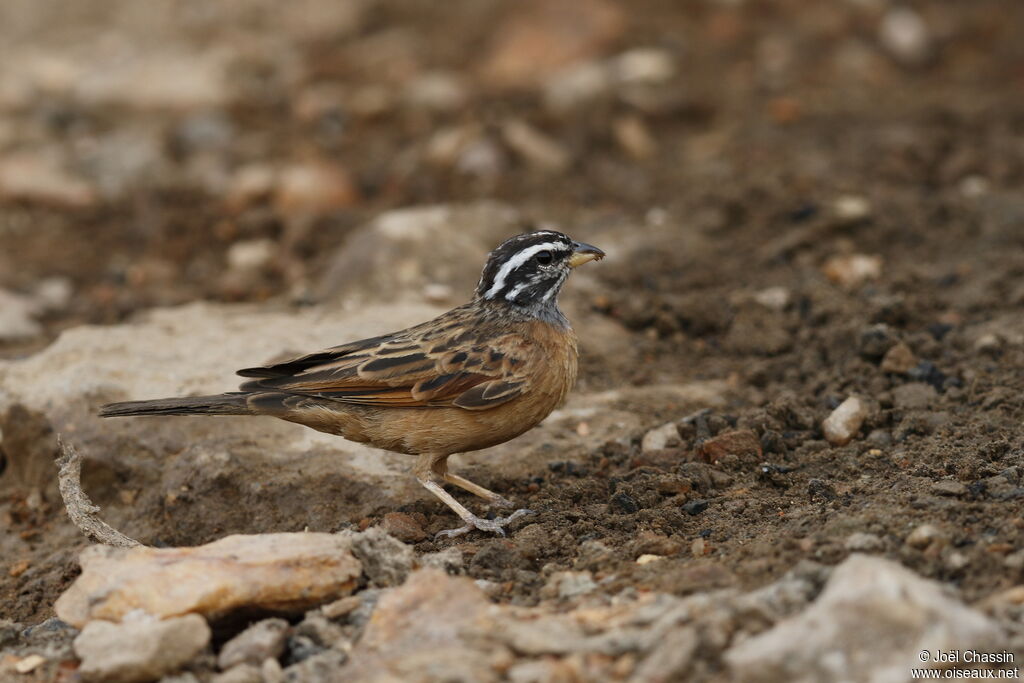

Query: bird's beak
[{"left": 568, "top": 241, "right": 605, "bottom": 268}]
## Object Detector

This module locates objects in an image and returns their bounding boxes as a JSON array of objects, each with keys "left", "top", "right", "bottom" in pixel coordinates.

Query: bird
[{"left": 100, "top": 230, "right": 604, "bottom": 538}]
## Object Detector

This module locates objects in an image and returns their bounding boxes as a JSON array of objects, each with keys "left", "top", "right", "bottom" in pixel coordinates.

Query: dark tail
[{"left": 99, "top": 394, "right": 252, "bottom": 417}]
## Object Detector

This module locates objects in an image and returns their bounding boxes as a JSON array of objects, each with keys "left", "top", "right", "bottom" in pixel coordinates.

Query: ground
[{"left": 2, "top": 0, "right": 1024, "bottom": 678}]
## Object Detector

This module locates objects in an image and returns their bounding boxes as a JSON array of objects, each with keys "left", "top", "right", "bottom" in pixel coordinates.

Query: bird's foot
[{"left": 435, "top": 508, "right": 535, "bottom": 539}]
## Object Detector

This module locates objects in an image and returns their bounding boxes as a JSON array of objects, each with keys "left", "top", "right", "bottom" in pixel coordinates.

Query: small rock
[
  {"left": 906, "top": 524, "right": 945, "bottom": 550},
  {"left": 974, "top": 333, "right": 1002, "bottom": 353},
  {"left": 636, "top": 554, "right": 664, "bottom": 565},
  {"left": 610, "top": 47, "right": 676, "bottom": 85},
  {"left": 682, "top": 500, "right": 709, "bottom": 516},
  {"left": 381, "top": 512, "right": 427, "bottom": 543},
  {"left": 697, "top": 429, "right": 762, "bottom": 463},
  {"left": 880, "top": 342, "right": 918, "bottom": 374},
  {"left": 14, "top": 654, "right": 46, "bottom": 674},
  {"left": 879, "top": 6, "right": 931, "bottom": 67},
  {"left": 217, "top": 618, "right": 289, "bottom": 670},
  {"left": 613, "top": 115, "right": 656, "bottom": 160},
  {"left": 74, "top": 614, "right": 211, "bottom": 683},
  {"left": 752, "top": 286, "right": 791, "bottom": 311},
  {"left": 55, "top": 533, "right": 362, "bottom": 627},
  {"left": 822, "top": 253, "right": 883, "bottom": 289},
  {"left": 32, "top": 277, "right": 73, "bottom": 313},
  {"left": 844, "top": 532, "right": 884, "bottom": 552},
  {"left": 691, "top": 538, "right": 708, "bottom": 557},
  {"left": 226, "top": 239, "right": 275, "bottom": 273},
  {"left": 540, "top": 571, "right": 597, "bottom": 599},
  {"left": 0, "top": 289, "right": 42, "bottom": 342},
  {"left": 946, "top": 551, "right": 970, "bottom": 572},
  {"left": 274, "top": 161, "right": 358, "bottom": 215},
  {"left": 930, "top": 480, "right": 967, "bottom": 498},
  {"left": 1003, "top": 550, "right": 1024, "bottom": 571},
  {"left": 725, "top": 555, "right": 1005, "bottom": 682},
  {"left": 832, "top": 195, "right": 872, "bottom": 223},
  {"left": 610, "top": 491, "right": 640, "bottom": 514},
  {"left": 892, "top": 382, "right": 937, "bottom": 411},
  {"left": 419, "top": 547, "right": 464, "bottom": 574},
  {"left": 500, "top": 120, "right": 570, "bottom": 171},
  {"left": 349, "top": 526, "right": 415, "bottom": 587},
  {"left": 821, "top": 396, "right": 868, "bottom": 446},
  {"left": 642, "top": 422, "right": 681, "bottom": 453}
]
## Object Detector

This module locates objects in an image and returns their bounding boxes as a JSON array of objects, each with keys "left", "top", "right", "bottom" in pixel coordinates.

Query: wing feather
[{"left": 235, "top": 306, "right": 533, "bottom": 410}]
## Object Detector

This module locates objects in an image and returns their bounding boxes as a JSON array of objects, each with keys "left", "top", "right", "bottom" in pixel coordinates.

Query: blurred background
[
  {"left": 3, "top": 0, "right": 1024, "bottom": 658},
  {"left": 1, "top": 0, "right": 1020, "bottom": 353}
]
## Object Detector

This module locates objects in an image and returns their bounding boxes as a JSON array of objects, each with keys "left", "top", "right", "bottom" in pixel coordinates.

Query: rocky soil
[{"left": 3, "top": 0, "right": 1024, "bottom": 681}]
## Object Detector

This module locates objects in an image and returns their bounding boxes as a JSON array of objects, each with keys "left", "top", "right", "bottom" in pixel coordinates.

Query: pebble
[
  {"left": 226, "top": 239, "right": 275, "bottom": 272},
  {"left": 641, "top": 422, "right": 681, "bottom": 453},
  {"left": 541, "top": 571, "right": 597, "bottom": 599},
  {"left": 844, "top": 532, "right": 884, "bottom": 552},
  {"left": 14, "top": 654, "right": 46, "bottom": 674},
  {"left": 610, "top": 48, "right": 676, "bottom": 85},
  {"left": 33, "top": 276, "right": 73, "bottom": 312},
  {"left": 217, "top": 618, "right": 289, "bottom": 670},
  {"left": 725, "top": 555, "right": 1002, "bottom": 681},
  {"left": 0, "top": 288, "right": 42, "bottom": 342},
  {"left": 880, "top": 342, "right": 917, "bottom": 374},
  {"left": 613, "top": 115, "right": 655, "bottom": 160},
  {"left": 905, "top": 524, "right": 945, "bottom": 550},
  {"left": 930, "top": 480, "right": 967, "bottom": 498},
  {"left": 1003, "top": 550, "right": 1024, "bottom": 571},
  {"left": 682, "top": 500, "right": 709, "bottom": 516},
  {"left": 697, "top": 429, "right": 762, "bottom": 463},
  {"left": 832, "top": 195, "right": 872, "bottom": 223},
  {"left": 879, "top": 6, "right": 931, "bottom": 67},
  {"left": 822, "top": 253, "right": 883, "bottom": 289},
  {"left": 821, "top": 396, "right": 868, "bottom": 446},
  {"left": 636, "top": 554, "right": 664, "bottom": 565},
  {"left": 74, "top": 613, "right": 211, "bottom": 683},
  {"left": 381, "top": 512, "right": 427, "bottom": 543},
  {"left": 752, "top": 286, "right": 791, "bottom": 312}
]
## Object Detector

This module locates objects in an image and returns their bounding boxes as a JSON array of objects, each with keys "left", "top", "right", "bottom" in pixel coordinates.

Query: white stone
[
  {"left": 725, "top": 555, "right": 1005, "bottom": 683},
  {"left": 642, "top": 421, "right": 681, "bottom": 453},
  {"left": 74, "top": 613, "right": 211, "bottom": 683},
  {"left": 821, "top": 396, "right": 867, "bottom": 446}
]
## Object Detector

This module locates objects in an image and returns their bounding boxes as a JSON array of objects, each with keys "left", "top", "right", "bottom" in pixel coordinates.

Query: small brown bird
[{"left": 100, "top": 231, "right": 604, "bottom": 537}]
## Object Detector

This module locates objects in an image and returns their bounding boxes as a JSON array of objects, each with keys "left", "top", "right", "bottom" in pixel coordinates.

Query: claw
[{"left": 435, "top": 508, "right": 535, "bottom": 539}]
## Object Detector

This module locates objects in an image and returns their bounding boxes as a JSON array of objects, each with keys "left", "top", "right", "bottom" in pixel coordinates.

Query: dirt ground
[{"left": 3, "top": 0, "right": 1024, "bottom": 674}]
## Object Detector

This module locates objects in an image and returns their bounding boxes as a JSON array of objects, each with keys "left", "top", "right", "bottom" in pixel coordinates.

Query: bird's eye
[{"left": 535, "top": 250, "right": 553, "bottom": 265}]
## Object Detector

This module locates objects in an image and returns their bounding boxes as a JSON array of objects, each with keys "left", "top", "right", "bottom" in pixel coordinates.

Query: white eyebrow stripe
[{"left": 483, "top": 241, "right": 560, "bottom": 299}]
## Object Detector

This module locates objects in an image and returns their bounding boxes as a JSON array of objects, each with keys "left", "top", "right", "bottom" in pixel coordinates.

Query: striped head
[{"left": 475, "top": 231, "right": 604, "bottom": 310}]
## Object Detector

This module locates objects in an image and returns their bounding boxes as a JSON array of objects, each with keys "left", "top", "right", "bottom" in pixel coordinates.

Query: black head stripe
[{"left": 476, "top": 231, "right": 574, "bottom": 301}]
